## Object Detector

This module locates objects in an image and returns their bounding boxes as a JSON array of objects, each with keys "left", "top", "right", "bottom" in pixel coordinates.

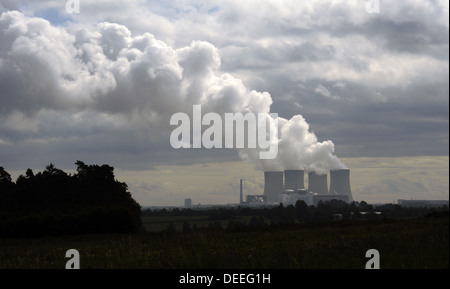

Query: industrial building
[
  {"left": 246, "top": 195, "right": 267, "bottom": 206},
  {"left": 279, "top": 190, "right": 349, "bottom": 206},
  {"left": 280, "top": 189, "right": 315, "bottom": 206},
  {"left": 259, "top": 168, "right": 354, "bottom": 206}
]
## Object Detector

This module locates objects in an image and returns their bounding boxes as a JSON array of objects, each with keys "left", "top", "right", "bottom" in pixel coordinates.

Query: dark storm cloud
[
  {"left": 322, "top": 17, "right": 449, "bottom": 60},
  {"left": 279, "top": 80, "right": 449, "bottom": 158},
  {"left": 364, "top": 19, "right": 448, "bottom": 56},
  {"left": 220, "top": 3, "right": 448, "bottom": 159}
]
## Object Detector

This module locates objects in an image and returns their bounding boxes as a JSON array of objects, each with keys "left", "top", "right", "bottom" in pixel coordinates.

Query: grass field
[{"left": 0, "top": 215, "right": 448, "bottom": 269}]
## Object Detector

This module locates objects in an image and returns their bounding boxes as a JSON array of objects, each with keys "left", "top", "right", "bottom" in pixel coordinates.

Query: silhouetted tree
[
  {"left": 359, "top": 200, "right": 374, "bottom": 212},
  {"left": 0, "top": 161, "right": 142, "bottom": 238},
  {"left": 0, "top": 166, "right": 12, "bottom": 183},
  {"left": 313, "top": 201, "right": 333, "bottom": 222},
  {"left": 0, "top": 166, "right": 13, "bottom": 195},
  {"left": 295, "top": 200, "right": 309, "bottom": 222}
]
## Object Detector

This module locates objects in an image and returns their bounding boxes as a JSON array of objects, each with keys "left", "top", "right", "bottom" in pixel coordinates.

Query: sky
[{"left": 0, "top": 0, "right": 448, "bottom": 206}]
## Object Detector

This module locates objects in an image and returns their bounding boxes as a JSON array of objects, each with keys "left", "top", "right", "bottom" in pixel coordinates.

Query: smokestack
[
  {"left": 284, "top": 170, "right": 305, "bottom": 190},
  {"left": 308, "top": 171, "right": 328, "bottom": 194},
  {"left": 329, "top": 169, "right": 353, "bottom": 202},
  {"left": 264, "top": 171, "right": 284, "bottom": 203},
  {"left": 240, "top": 179, "right": 243, "bottom": 204}
]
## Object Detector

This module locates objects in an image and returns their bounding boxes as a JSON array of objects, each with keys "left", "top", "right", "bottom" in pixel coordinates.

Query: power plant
[
  {"left": 185, "top": 168, "right": 354, "bottom": 209},
  {"left": 255, "top": 168, "right": 353, "bottom": 206}
]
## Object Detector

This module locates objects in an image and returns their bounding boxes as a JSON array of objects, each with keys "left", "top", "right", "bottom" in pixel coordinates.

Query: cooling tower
[
  {"left": 284, "top": 170, "right": 305, "bottom": 190},
  {"left": 308, "top": 171, "right": 328, "bottom": 195},
  {"left": 263, "top": 171, "right": 284, "bottom": 203},
  {"left": 329, "top": 169, "right": 353, "bottom": 202}
]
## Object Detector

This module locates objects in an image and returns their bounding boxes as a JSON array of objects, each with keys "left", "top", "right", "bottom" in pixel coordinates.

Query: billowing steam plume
[{"left": 0, "top": 11, "right": 346, "bottom": 173}]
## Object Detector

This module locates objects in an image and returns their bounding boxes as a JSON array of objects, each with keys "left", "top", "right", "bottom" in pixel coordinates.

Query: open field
[{"left": 0, "top": 215, "right": 447, "bottom": 269}]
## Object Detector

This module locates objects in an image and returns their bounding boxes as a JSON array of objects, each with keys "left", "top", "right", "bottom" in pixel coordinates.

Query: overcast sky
[{"left": 0, "top": 0, "right": 448, "bottom": 205}]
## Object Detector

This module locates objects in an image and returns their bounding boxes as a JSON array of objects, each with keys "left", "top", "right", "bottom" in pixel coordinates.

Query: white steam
[{"left": 238, "top": 114, "right": 347, "bottom": 173}]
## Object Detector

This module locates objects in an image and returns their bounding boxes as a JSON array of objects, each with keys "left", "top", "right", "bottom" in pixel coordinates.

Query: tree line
[
  {"left": 0, "top": 162, "right": 142, "bottom": 238},
  {"left": 143, "top": 199, "right": 449, "bottom": 232}
]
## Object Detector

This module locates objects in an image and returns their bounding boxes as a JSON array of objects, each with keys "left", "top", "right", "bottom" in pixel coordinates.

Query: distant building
[
  {"left": 281, "top": 189, "right": 315, "bottom": 206},
  {"left": 246, "top": 195, "right": 267, "bottom": 206},
  {"left": 184, "top": 198, "right": 192, "bottom": 208},
  {"left": 281, "top": 189, "right": 349, "bottom": 207}
]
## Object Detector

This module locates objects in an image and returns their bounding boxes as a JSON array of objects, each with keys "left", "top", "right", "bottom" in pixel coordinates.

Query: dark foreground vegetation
[
  {"left": 0, "top": 162, "right": 142, "bottom": 237},
  {"left": 0, "top": 214, "right": 447, "bottom": 269}
]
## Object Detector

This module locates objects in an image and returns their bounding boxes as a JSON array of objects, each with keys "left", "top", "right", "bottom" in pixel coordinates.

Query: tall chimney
[
  {"left": 308, "top": 171, "right": 328, "bottom": 194},
  {"left": 329, "top": 169, "right": 353, "bottom": 202},
  {"left": 263, "top": 171, "right": 284, "bottom": 203},
  {"left": 284, "top": 170, "right": 305, "bottom": 191},
  {"left": 240, "top": 179, "right": 243, "bottom": 204}
]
